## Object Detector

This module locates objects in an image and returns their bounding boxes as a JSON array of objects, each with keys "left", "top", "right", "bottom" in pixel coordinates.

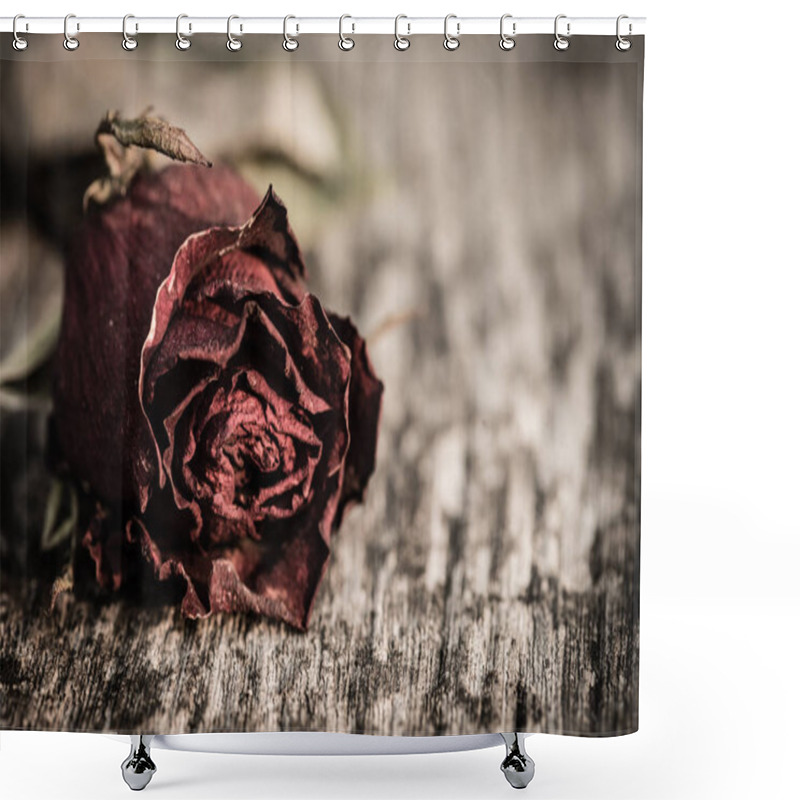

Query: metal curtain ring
[
  {"left": 553, "top": 14, "right": 570, "bottom": 51},
  {"left": 12, "top": 14, "right": 28, "bottom": 51},
  {"left": 499, "top": 14, "right": 515, "bottom": 51},
  {"left": 227, "top": 15, "right": 242, "bottom": 51},
  {"left": 176, "top": 14, "right": 191, "bottom": 50},
  {"left": 122, "top": 14, "right": 138, "bottom": 51},
  {"left": 339, "top": 14, "right": 355, "bottom": 51},
  {"left": 283, "top": 15, "right": 299, "bottom": 51},
  {"left": 443, "top": 14, "right": 460, "bottom": 51},
  {"left": 394, "top": 15, "right": 410, "bottom": 51},
  {"left": 616, "top": 14, "right": 632, "bottom": 51},
  {"left": 63, "top": 13, "right": 79, "bottom": 51}
]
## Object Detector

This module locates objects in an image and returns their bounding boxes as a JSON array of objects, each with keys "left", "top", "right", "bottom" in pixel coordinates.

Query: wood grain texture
[{"left": 0, "top": 37, "right": 641, "bottom": 736}]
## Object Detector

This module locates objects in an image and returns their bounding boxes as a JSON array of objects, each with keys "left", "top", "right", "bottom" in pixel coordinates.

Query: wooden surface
[{"left": 1, "top": 39, "right": 641, "bottom": 736}]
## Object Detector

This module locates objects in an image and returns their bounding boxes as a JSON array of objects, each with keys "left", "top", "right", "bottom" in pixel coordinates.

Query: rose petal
[
  {"left": 206, "top": 513, "right": 331, "bottom": 629},
  {"left": 127, "top": 516, "right": 210, "bottom": 618},
  {"left": 328, "top": 313, "right": 384, "bottom": 527},
  {"left": 140, "top": 187, "right": 305, "bottom": 412},
  {"left": 127, "top": 490, "right": 331, "bottom": 629},
  {"left": 143, "top": 293, "right": 351, "bottom": 520},
  {"left": 82, "top": 506, "right": 122, "bottom": 591}
]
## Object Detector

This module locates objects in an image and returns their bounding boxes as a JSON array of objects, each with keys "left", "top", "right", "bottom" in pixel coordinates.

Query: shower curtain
[{"left": 0, "top": 30, "right": 642, "bottom": 738}]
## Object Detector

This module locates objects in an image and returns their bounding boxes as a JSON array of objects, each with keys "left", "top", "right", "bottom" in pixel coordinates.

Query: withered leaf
[
  {"left": 49, "top": 563, "right": 74, "bottom": 613},
  {"left": 86, "top": 111, "right": 212, "bottom": 208},
  {"left": 97, "top": 111, "right": 211, "bottom": 167},
  {"left": 41, "top": 478, "right": 78, "bottom": 551}
]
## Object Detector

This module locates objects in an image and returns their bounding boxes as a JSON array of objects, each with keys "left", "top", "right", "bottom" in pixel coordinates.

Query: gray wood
[{"left": 0, "top": 38, "right": 640, "bottom": 736}]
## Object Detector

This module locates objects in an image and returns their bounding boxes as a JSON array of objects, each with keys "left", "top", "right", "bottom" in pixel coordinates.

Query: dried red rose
[{"left": 53, "top": 164, "right": 382, "bottom": 629}]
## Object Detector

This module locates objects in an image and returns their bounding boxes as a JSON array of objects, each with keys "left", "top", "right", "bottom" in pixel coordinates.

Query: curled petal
[
  {"left": 328, "top": 313, "right": 384, "bottom": 527},
  {"left": 82, "top": 506, "right": 122, "bottom": 592},
  {"left": 127, "top": 498, "right": 331, "bottom": 630}
]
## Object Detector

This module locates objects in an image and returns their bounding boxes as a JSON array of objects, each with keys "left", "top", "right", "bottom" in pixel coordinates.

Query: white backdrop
[{"left": 2, "top": 1, "right": 798, "bottom": 799}]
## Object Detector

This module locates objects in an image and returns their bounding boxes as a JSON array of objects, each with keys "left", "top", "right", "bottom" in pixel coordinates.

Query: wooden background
[{"left": 1, "top": 36, "right": 641, "bottom": 736}]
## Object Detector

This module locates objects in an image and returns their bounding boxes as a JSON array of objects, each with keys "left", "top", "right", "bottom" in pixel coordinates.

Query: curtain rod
[{"left": 0, "top": 16, "right": 646, "bottom": 37}]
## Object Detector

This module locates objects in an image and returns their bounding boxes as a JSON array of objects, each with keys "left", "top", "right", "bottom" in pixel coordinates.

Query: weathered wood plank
[
  {"left": 0, "top": 573, "right": 637, "bottom": 735},
  {"left": 1, "top": 37, "right": 640, "bottom": 736}
]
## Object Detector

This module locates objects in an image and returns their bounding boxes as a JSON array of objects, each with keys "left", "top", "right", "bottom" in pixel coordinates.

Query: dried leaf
[
  {"left": 0, "top": 384, "right": 52, "bottom": 412},
  {"left": 86, "top": 111, "right": 212, "bottom": 208},
  {"left": 49, "top": 563, "right": 74, "bottom": 613},
  {"left": 0, "top": 223, "right": 64, "bottom": 384},
  {"left": 41, "top": 479, "right": 78, "bottom": 551},
  {"left": 98, "top": 111, "right": 211, "bottom": 167},
  {"left": 0, "top": 316, "right": 60, "bottom": 384}
]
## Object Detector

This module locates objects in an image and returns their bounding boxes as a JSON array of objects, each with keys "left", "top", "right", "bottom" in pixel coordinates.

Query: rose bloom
[{"left": 53, "top": 164, "right": 382, "bottom": 629}]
